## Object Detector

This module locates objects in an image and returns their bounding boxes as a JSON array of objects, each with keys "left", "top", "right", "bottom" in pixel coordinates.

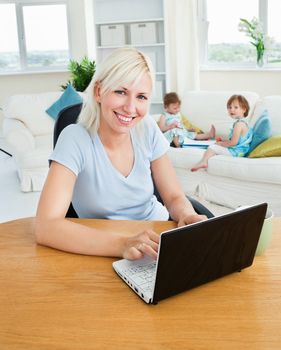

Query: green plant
[
  {"left": 238, "top": 17, "right": 268, "bottom": 66},
  {"left": 61, "top": 56, "right": 96, "bottom": 92}
]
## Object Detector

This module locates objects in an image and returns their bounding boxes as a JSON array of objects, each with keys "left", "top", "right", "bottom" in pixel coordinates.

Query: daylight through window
[
  {"left": 0, "top": 1, "right": 70, "bottom": 73},
  {"left": 198, "top": 0, "right": 281, "bottom": 68}
]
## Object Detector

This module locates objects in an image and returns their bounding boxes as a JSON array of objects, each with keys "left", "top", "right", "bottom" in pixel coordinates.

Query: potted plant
[
  {"left": 238, "top": 17, "right": 272, "bottom": 67},
  {"left": 61, "top": 56, "right": 96, "bottom": 92}
]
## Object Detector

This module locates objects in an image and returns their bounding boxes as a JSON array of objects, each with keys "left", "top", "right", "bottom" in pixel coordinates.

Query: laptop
[{"left": 113, "top": 203, "right": 267, "bottom": 304}]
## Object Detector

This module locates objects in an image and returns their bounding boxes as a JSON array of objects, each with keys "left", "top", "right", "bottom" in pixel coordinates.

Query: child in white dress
[{"left": 158, "top": 92, "right": 215, "bottom": 147}]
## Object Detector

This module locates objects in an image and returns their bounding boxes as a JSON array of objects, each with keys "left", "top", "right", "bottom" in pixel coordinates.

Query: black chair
[
  {"left": 51, "top": 103, "right": 83, "bottom": 218},
  {"left": 53, "top": 103, "right": 83, "bottom": 148},
  {"left": 152, "top": 184, "right": 214, "bottom": 219},
  {"left": 53, "top": 104, "right": 214, "bottom": 219}
]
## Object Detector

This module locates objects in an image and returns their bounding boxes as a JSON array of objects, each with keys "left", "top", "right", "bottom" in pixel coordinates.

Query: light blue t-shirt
[{"left": 50, "top": 116, "right": 170, "bottom": 220}]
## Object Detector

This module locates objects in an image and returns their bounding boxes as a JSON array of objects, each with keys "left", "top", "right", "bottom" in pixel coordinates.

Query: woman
[{"left": 35, "top": 47, "right": 206, "bottom": 260}]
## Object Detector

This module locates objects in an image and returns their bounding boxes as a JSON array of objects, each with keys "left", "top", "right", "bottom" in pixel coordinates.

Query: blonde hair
[{"left": 78, "top": 47, "right": 155, "bottom": 134}]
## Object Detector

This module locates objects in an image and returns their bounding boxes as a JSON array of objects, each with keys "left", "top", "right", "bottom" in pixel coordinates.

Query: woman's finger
[
  {"left": 138, "top": 243, "right": 158, "bottom": 260},
  {"left": 145, "top": 229, "right": 160, "bottom": 243}
]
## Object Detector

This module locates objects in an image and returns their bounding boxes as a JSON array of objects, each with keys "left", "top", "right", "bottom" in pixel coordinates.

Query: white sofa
[
  {"left": 2, "top": 92, "right": 63, "bottom": 191},
  {"left": 159, "top": 91, "right": 281, "bottom": 216},
  {"left": 3, "top": 90, "right": 281, "bottom": 217}
]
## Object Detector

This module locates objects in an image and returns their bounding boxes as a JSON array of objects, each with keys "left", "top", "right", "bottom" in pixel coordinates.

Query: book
[{"left": 182, "top": 138, "right": 216, "bottom": 149}]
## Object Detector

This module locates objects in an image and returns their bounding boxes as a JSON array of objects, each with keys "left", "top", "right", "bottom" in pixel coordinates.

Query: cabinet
[{"left": 94, "top": 0, "right": 168, "bottom": 113}]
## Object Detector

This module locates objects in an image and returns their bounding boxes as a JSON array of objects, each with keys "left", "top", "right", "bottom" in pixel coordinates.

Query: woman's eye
[
  {"left": 138, "top": 95, "right": 147, "bottom": 101},
  {"left": 115, "top": 90, "right": 126, "bottom": 95}
]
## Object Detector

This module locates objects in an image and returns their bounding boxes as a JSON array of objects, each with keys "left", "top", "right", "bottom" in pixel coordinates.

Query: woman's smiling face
[{"left": 95, "top": 73, "right": 152, "bottom": 135}]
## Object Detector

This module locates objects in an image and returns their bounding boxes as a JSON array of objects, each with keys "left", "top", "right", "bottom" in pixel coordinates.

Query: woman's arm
[
  {"left": 35, "top": 162, "right": 159, "bottom": 260},
  {"left": 151, "top": 154, "right": 207, "bottom": 226}
]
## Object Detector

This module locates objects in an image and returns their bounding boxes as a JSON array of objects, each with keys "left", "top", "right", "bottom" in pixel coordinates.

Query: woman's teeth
[{"left": 115, "top": 112, "right": 135, "bottom": 122}]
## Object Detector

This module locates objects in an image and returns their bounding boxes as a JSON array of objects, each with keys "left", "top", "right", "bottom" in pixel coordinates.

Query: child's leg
[
  {"left": 173, "top": 136, "right": 181, "bottom": 148},
  {"left": 191, "top": 143, "right": 231, "bottom": 172},
  {"left": 191, "top": 148, "right": 216, "bottom": 171},
  {"left": 195, "top": 125, "right": 216, "bottom": 140}
]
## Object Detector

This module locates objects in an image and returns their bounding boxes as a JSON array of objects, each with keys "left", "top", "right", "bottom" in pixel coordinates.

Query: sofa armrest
[{"left": 3, "top": 119, "right": 35, "bottom": 154}]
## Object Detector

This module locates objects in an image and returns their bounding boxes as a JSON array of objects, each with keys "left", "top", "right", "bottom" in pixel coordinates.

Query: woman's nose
[{"left": 123, "top": 97, "right": 136, "bottom": 115}]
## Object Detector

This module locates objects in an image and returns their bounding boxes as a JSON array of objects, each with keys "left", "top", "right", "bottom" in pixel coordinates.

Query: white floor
[
  {"left": 0, "top": 137, "right": 231, "bottom": 224},
  {"left": 0, "top": 150, "right": 41, "bottom": 223}
]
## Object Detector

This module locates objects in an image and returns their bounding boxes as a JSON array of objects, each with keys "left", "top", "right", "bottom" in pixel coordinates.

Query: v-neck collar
[{"left": 94, "top": 131, "right": 136, "bottom": 180}]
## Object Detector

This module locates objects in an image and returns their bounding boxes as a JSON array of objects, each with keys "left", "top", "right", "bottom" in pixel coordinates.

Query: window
[
  {"left": 267, "top": 0, "right": 281, "bottom": 65},
  {"left": 198, "top": 0, "right": 281, "bottom": 68},
  {"left": 0, "top": 0, "right": 70, "bottom": 73}
]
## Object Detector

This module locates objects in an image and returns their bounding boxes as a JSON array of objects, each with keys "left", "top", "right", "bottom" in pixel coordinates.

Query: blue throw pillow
[
  {"left": 247, "top": 110, "right": 272, "bottom": 154},
  {"left": 46, "top": 85, "right": 83, "bottom": 120}
]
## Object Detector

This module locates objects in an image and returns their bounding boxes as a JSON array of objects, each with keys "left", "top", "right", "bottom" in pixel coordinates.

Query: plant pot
[{"left": 257, "top": 50, "right": 264, "bottom": 68}]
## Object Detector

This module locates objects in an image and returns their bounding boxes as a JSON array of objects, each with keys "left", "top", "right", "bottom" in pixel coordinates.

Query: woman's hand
[
  {"left": 177, "top": 213, "right": 208, "bottom": 227},
  {"left": 122, "top": 229, "right": 160, "bottom": 261}
]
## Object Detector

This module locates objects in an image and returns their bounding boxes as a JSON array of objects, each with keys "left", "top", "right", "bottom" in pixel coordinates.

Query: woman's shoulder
[
  {"left": 143, "top": 114, "right": 165, "bottom": 135},
  {"left": 56, "top": 124, "right": 92, "bottom": 152},
  {"left": 60, "top": 123, "right": 90, "bottom": 140}
]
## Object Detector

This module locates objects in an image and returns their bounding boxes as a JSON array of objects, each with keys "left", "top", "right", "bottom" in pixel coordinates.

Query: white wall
[
  {"left": 200, "top": 70, "right": 281, "bottom": 97},
  {"left": 1, "top": 0, "right": 281, "bottom": 128}
]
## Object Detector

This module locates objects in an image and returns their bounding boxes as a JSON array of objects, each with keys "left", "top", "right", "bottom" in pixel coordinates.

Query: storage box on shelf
[
  {"left": 100, "top": 24, "right": 126, "bottom": 46},
  {"left": 94, "top": 0, "right": 168, "bottom": 114},
  {"left": 130, "top": 22, "right": 157, "bottom": 45}
]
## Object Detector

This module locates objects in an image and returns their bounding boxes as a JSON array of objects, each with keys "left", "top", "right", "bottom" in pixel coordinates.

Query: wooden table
[{"left": 0, "top": 218, "right": 281, "bottom": 350}]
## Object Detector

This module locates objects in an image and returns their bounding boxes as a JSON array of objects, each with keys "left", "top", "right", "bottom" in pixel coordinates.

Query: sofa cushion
[
  {"left": 46, "top": 85, "right": 83, "bottom": 120},
  {"left": 181, "top": 115, "right": 203, "bottom": 133},
  {"left": 248, "top": 110, "right": 272, "bottom": 154},
  {"left": 248, "top": 135, "right": 281, "bottom": 158},
  {"left": 3, "top": 91, "right": 62, "bottom": 136},
  {"left": 168, "top": 146, "right": 281, "bottom": 186},
  {"left": 207, "top": 155, "right": 281, "bottom": 185},
  {"left": 251, "top": 95, "right": 281, "bottom": 136},
  {"left": 180, "top": 90, "right": 259, "bottom": 138}
]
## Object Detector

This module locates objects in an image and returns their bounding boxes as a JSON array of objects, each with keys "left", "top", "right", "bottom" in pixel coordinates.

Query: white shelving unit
[{"left": 93, "top": 0, "right": 168, "bottom": 113}]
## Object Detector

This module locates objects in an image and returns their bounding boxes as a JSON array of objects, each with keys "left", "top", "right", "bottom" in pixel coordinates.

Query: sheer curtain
[{"left": 164, "top": 0, "right": 200, "bottom": 96}]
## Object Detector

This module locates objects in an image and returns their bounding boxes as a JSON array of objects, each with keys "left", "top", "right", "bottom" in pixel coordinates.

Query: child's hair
[
  {"left": 227, "top": 95, "right": 250, "bottom": 117},
  {"left": 163, "top": 92, "right": 181, "bottom": 108}
]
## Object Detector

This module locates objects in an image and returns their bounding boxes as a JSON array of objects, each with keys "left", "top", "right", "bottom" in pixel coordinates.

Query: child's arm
[
  {"left": 216, "top": 122, "right": 244, "bottom": 148},
  {"left": 158, "top": 115, "right": 178, "bottom": 132}
]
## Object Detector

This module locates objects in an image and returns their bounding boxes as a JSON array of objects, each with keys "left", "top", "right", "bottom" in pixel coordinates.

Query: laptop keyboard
[{"left": 123, "top": 262, "right": 156, "bottom": 293}]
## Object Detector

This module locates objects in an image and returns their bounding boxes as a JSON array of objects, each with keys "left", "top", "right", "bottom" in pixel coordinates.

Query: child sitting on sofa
[
  {"left": 158, "top": 92, "right": 215, "bottom": 147},
  {"left": 191, "top": 94, "right": 253, "bottom": 172}
]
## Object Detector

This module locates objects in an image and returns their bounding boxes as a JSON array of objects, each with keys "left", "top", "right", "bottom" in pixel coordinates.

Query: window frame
[
  {"left": 0, "top": 0, "right": 71, "bottom": 74},
  {"left": 197, "top": 0, "right": 280, "bottom": 70}
]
